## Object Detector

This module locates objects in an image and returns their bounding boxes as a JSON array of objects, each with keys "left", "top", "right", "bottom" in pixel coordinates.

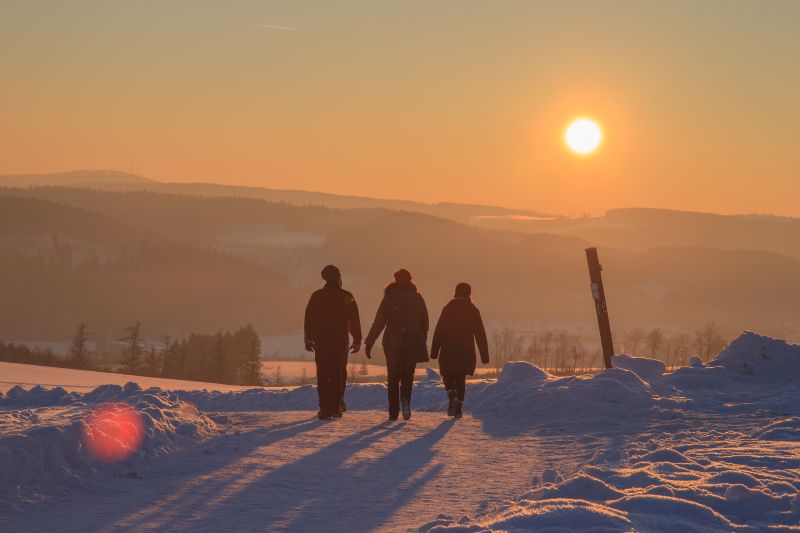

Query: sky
[{"left": 1, "top": 0, "right": 799, "bottom": 217}]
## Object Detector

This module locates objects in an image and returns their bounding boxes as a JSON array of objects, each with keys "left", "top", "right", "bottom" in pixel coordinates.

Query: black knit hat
[
  {"left": 321, "top": 264, "right": 341, "bottom": 284},
  {"left": 455, "top": 282, "right": 471, "bottom": 298}
]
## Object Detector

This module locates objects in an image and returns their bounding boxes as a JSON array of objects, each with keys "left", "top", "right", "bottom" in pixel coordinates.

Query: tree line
[
  {"left": 488, "top": 321, "right": 731, "bottom": 375},
  {"left": 23, "top": 322, "right": 265, "bottom": 386}
]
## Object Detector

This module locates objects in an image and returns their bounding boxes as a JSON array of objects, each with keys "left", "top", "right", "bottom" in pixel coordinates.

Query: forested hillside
[{"left": 2, "top": 187, "right": 800, "bottom": 343}]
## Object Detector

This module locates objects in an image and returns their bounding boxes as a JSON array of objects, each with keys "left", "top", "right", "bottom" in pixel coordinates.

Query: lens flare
[{"left": 82, "top": 404, "right": 144, "bottom": 462}]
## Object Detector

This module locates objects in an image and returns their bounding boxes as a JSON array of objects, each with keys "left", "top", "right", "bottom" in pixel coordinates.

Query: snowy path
[
  {"left": 4, "top": 333, "right": 800, "bottom": 531},
  {"left": 1, "top": 411, "right": 594, "bottom": 532}
]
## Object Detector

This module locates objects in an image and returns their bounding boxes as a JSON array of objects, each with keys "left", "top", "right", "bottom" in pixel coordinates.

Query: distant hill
[
  {"left": 473, "top": 207, "right": 800, "bottom": 258},
  {"left": 0, "top": 193, "right": 299, "bottom": 339},
  {"left": 0, "top": 170, "right": 154, "bottom": 187},
  {"left": 3, "top": 186, "right": 800, "bottom": 342},
  {"left": 8, "top": 175, "right": 558, "bottom": 225}
]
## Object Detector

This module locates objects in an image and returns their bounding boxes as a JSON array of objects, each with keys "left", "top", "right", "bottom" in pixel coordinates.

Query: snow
[
  {"left": 610, "top": 353, "right": 666, "bottom": 380},
  {"left": 0, "top": 362, "right": 253, "bottom": 394},
  {"left": 710, "top": 330, "right": 800, "bottom": 380},
  {"left": 0, "top": 382, "right": 215, "bottom": 506},
  {"left": 2, "top": 331, "right": 800, "bottom": 531}
]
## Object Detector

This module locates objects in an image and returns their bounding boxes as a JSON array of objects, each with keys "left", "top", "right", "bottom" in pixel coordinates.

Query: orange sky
[{"left": 2, "top": 1, "right": 799, "bottom": 216}]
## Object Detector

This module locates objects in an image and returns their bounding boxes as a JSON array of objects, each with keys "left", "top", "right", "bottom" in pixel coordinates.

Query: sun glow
[{"left": 565, "top": 118, "right": 603, "bottom": 156}]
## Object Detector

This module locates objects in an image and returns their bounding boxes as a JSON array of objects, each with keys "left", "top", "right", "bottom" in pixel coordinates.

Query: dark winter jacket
[
  {"left": 365, "top": 282, "right": 429, "bottom": 349},
  {"left": 431, "top": 297, "right": 489, "bottom": 376},
  {"left": 304, "top": 283, "right": 362, "bottom": 349}
]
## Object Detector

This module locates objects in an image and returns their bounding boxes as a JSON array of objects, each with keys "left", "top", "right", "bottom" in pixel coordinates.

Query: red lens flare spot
[{"left": 82, "top": 404, "right": 145, "bottom": 462}]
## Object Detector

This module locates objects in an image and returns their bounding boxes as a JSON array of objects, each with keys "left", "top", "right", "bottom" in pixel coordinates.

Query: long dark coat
[
  {"left": 431, "top": 297, "right": 489, "bottom": 376},
  {"left": 304, "top": 283, "right": 362, "bottom": 352},
  {"left": 365, "top": 282, "right": 429, "bottom": 349}
]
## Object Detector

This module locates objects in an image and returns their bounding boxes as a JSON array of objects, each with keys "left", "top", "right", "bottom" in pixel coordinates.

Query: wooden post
[{"left": 585, "top": 247, "right": 615, "bottom": 369}]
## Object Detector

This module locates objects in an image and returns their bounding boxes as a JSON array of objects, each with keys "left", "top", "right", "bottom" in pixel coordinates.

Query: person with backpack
[
  {"left": 430, "top": 282, "right": 489, "bottom": 419},
  {"left": 365, "top": 269, "right": 429, "bottom": 421},
  {"left": 304, "top": 265, "right": 362, "bottom": 420}
]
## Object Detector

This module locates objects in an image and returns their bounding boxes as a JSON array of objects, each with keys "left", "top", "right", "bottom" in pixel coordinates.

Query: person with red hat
[
  {"left": 304, "top": 265, "right": 362, "bottom": 420},
  {"left": 365, "top": 269, "right": 429, "bottom": 421}
]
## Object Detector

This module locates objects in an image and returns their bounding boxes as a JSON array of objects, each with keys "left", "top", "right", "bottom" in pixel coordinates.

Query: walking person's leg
[
  {"left": 385, "top": 347, "right": 401, "bottom": 420},
  {"left": 315, "top": 353, "right": 333, "bottom": 419},
  {"left": 399, "top": 350, "right": 416, "bottom": 420},
  {"left": 442, "top": 373, "right": 459, "bottom": 417},
  {"left": 339, "top": 356, "right": 348, "bottom": 413},
  {"left": 454, "top": 373, "right": 466, "bottom": 418},
  {"left": 329, "top": 353, "right": 344, "bottom": 418}
]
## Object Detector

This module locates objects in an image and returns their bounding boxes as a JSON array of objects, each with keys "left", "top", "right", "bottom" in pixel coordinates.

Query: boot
[
  {"left": 401, "top": 397, "right": 411, "bottom": 420},
  {"left": 454, "top": 400, "right": 463, "bottom": 419},
  {"left": 446, "top": 389, "right": 458, "bottom": 417}
]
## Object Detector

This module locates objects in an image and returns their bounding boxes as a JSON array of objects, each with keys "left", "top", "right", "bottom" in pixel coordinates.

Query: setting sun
[{"left": 565, "top": 118, "right": 603, "bottom": 156}]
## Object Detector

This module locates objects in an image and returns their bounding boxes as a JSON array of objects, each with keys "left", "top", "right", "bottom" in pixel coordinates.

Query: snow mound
[
  {"left": 0, "top": 383, "right": 215, "bottom": 499},
  {"left": 172, "top": 362, "right": 657, "bottom": 425},
  {"left": 497, "top": 361, "right": 549, "bottom": 385},
  {"left": 611, "top": 354, "right": 666, "bottom": 380},
  {"left": 712, "top": 331, "right": 800, "bottom": 380}
]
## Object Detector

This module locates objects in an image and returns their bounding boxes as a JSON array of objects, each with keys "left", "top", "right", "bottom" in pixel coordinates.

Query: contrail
[{"left": 248, "top": 23, "right": 296, "bottom": 31}]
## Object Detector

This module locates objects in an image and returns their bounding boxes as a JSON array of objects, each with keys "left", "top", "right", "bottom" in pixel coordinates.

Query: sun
[{"left": 565, "top": 118, "right": 603, "bottom": 156}]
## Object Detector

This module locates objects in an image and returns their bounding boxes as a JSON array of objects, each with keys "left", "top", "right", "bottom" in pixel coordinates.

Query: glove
[
  {"left": 350, "top": 340, "right": 361, "bottom": 354},
  {"left": 365, "top": 343, "right": 373, "bottom": 359},
  {"left": 430, "top": 350, "right": 438, "bottom": 360},
  {"left": 304, "top": 339, "right": 314, "bottom": 352},
  {"left": 481, "top": 355, "right": 490, "bottom": 365}
]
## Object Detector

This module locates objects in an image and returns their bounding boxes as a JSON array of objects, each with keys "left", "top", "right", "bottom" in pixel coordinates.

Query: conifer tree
[{"left": 69, "top": 322, "right": 92, "bottom": 370}]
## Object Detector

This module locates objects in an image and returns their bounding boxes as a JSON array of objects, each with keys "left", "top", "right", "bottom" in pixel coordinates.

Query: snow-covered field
[
  {"left": 2, "top": 331, "right": 800, "bottom": 531},
  {"left": 0, "top": 362, "right": 254, "bottom": 394}
]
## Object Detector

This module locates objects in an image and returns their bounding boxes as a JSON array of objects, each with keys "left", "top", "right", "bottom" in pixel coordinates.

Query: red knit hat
[{"left": 393, "top": 269, "right": 412, "bottom": 283}]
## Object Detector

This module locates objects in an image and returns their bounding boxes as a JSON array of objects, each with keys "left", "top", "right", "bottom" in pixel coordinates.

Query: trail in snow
[
  {"left": 1, "top": 410, "right": 593, "bottom": 532},
  {"left": 2, "top": 331, "right": 800, "bottom": 531}
]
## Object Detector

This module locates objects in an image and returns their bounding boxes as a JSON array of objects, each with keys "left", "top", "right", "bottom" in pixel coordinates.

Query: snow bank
[
  {"left": 173, "top": 362, "right": 659, "bottom": 425},
  {"left": 710, "top": 331, "right": 800, "bottom": 380},
  {"left": 611, "top": 354, "right": 666, "bottom": 380},
  {"left": 0, "top": 383, "right": 215, "bottom": 500}
]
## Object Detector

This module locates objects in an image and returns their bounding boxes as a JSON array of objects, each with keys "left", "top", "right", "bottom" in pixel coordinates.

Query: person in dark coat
[
  {"left": 365, "top": 269, "right": 429, "bottom": 421},
  {"left": 430, "top": 282, "right": 489, "bottom": 418},
  {"left": 304, "top": 265, "right": 362, "bottom": 420}
]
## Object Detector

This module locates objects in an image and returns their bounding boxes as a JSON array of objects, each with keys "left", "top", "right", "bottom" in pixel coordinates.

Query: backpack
[{"left": 388, "top": 291, "right": 429, "bottom": 362}]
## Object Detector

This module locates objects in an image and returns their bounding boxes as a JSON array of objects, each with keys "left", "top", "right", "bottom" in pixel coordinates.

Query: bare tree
[
  {"left": 695, "top": 322, "right": 726, "bottom": 361},
  {"left": 271, "top": 365, "right": 284, "bottom": 386},
  {"left": 625, "top": 328, "right": 645, "bottom": 356},
  {"left": 540, "top": 330, "right": 553, "bottom": 372},
  {"left": 645, "top": 328, "right": 664, "bottom": 358}
]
